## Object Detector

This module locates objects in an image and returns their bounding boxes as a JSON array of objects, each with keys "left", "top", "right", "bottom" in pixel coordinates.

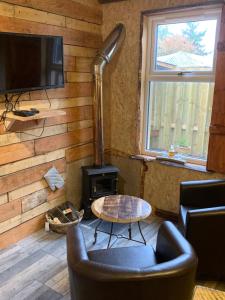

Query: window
[{"left": 141, "top": 7, "right": 221, "bottom": 163}]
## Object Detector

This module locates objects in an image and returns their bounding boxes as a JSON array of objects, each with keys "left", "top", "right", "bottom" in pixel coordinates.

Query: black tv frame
[{"left": 0, "top": 32, "right": 64, "bottom": 95}]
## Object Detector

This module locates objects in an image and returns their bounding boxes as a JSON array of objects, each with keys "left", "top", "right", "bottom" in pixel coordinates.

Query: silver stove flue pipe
[{"left": 93, "top": 23, "right": 126, "bottom": 167}]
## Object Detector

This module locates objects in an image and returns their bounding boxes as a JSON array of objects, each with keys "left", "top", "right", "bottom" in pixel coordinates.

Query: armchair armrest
[
  {"left": 67, "top": 224, "right": 89, "bottom": 267},
  {"left": 180, "top": 179, "right": 225, "bottom": 207},
  {"left": 186, "top": 206, "right": 225, "bottom": 228},
  {"left": 156, "top": 221, "right": 195, "bottom": 262},
  {"left": 185, "top": 206, "right": 225, "bottom": 242},
  {"left": 187, "top": 206, "right": 225, "bottom": 218},
  {"left": 184, "top": 206, "right": 225, "bottom": 279}
]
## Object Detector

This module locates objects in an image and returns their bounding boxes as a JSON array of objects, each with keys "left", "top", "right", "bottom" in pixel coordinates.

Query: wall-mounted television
[{"left": 0, "top": 32, "right": 64, "bottom": 94}]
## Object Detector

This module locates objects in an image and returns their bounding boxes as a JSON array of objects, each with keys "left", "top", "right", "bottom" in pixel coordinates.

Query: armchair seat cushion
[{"left": 88, "top": 245, "right": 157, "bottom": 269}]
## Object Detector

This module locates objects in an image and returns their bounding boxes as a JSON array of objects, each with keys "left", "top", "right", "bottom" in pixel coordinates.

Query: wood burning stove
[
  {"left": 82, "top": 165, "right": 119, "bottom": 219},
  {"left": 81, "top": 24, "right": 125, "bottom": 219}
]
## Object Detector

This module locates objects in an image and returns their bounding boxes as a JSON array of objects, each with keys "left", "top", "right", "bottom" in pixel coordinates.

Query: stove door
[{"left": 91, "top": 174, "right": 117, "bottom": 198}]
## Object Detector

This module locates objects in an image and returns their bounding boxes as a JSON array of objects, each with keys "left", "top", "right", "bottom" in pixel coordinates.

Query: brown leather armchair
[
  {"left": 67, "top": 221, "right": 197, "bottom": 300},
  {"left": 179, "top": 179, "right": 225, "bottom": 280}
]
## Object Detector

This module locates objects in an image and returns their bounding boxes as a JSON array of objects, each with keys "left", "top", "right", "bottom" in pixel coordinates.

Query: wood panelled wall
[{"left": 0, "top": 0, "right": 102, "bottom": 248}]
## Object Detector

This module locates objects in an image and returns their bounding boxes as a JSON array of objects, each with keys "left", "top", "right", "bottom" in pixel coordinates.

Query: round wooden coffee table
[{"left": 91, "top": 195, "right": 152, "bottom": 248}]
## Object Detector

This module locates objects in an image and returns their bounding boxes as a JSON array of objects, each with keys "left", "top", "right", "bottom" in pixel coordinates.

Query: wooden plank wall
[{"left": 0, "top": 0, "right": 102, "bottom": 248}]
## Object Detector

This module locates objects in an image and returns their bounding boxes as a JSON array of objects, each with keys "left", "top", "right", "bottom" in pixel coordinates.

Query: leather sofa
[
  {"left": 179, "top": 179, "right": 225, "bottom": 280},
  {"left": 67, "top": 221, "right": 197, "bottom": 300}
]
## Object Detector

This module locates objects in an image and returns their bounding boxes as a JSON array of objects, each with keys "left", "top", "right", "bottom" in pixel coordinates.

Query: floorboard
[{"left": 0, "top": 215, "right": 224, "bottom": 299}]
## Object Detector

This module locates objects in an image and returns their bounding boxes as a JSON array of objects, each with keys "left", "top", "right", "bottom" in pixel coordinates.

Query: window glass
[
  {"left": 155, "top": 20, "right": 218, "bottom": 72},
  {"left": 146, "top": 81, "right": 214, "bottom": 159}
]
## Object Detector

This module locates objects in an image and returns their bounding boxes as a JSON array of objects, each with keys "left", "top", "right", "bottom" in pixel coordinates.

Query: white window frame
[{"left": 140, "top": 5, "right": 222, "bottom": 165}]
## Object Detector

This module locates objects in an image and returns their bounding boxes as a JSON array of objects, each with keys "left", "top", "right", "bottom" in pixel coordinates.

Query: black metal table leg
[
  {"left": 93, "top": 219, "right": 103, "bottom": 245},
  {"left": 93, "top": 220, "right": 147, "bottom": 248},
  {"left": 128, "top": 223, "right": 132, "bottom": 240},
  {"left": 138, "top": 221, "right": 146, "bottom": 245},
  {"left": 107, "top": 222, "right": 114, "bottom": 248}
]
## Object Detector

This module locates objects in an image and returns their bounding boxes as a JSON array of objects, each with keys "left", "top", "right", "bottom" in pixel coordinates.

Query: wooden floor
[{"left": 0, "top": 216, "right": 224, "bottom": 300}]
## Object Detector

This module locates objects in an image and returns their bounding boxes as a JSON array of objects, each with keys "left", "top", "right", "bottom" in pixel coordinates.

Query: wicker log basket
[{"left": 46, "top": 201, "right": 84, "bottom": 234}]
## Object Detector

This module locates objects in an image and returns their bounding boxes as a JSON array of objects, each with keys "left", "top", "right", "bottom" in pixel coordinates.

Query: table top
[
  {"left": 91, "top": 195, "right": 152, "bottom": 223},
  {"left": 194, "top": 286, "right": 225, "bottom": 300}
]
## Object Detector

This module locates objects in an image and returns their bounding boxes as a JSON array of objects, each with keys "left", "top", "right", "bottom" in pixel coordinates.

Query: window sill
[{"left": 130, "top": 154, "right": 211, "bottom": 173}]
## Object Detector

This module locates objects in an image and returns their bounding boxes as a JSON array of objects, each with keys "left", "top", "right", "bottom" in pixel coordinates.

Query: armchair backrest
[
  {"left": 67, "top": 222, "right": 197, "bottom": 300},
  {"left": 180, "top": 179, "right": 225, "bottom": 208}
]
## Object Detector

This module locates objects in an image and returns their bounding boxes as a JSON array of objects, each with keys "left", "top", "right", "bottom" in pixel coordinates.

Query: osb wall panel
[
  {"left": 102, "top": 0, "right": 224, "bottom": 214},
  {"left": 109, "top": 155, "right": 225, "bottom": 214},
  {"left": 144, "top": 161, "right": 225, "bottom": 214},
  {"left": 110, "top": 155, "right": 142, "bottom": 197},
  {"left": 0, "top": 0, "right": 101, "bottom": 248}
]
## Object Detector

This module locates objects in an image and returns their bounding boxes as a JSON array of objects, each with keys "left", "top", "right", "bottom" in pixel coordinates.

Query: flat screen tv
[{"left": 0, "top": 32, "right": 64, "bottom": 94}]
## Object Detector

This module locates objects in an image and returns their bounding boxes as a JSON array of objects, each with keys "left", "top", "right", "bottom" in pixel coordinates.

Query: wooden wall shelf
[{"left": 6, "top": 110, "right": 66, "bottom": 122}]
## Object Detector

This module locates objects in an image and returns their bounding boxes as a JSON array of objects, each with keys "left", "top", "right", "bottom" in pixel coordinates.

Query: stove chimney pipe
[{"left": 93, "top": 23, "right": 126, "bottom": 167}]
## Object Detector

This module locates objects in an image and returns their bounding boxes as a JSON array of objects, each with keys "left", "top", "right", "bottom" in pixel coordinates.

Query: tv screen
[{"left": 0, "top": 33, "right": 64, "bottom": 94}]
